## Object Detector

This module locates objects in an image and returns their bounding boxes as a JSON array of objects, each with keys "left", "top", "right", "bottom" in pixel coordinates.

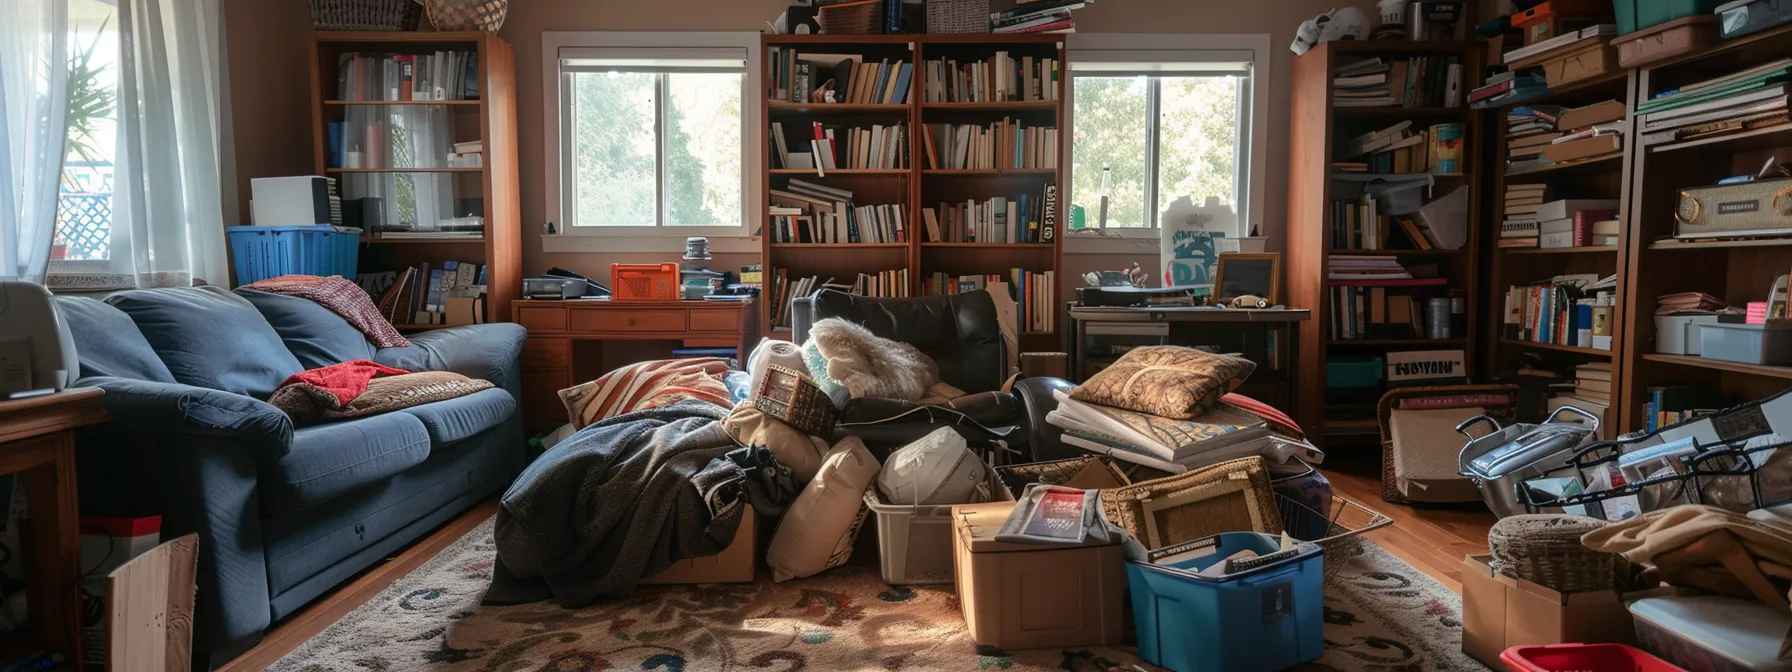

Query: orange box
[
  {"left": 640, "top": 505, "right": 757, "bottom": 584},
  {"left": 611, "top": 262, "right": 680, "bottom": 301}
]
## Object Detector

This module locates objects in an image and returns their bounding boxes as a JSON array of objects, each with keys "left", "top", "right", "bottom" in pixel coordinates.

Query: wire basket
[
  {"left": 817, "top": 0, "right": 883, "bottom": 34},
  {"left": 308, "top": 0, "right": 423, "bottom": 30},
  {"left": 926, "top": 0, "right": 990, "bottom": 33},
  {"left": 1276, "top": 492, "right": 1393, "bottom": 581},
  {"left": 1487, "top": 514, "right": 1625, "bottom": 594},
  {"left": 426, "top": 0, "right": 508, "bottom": 32}
]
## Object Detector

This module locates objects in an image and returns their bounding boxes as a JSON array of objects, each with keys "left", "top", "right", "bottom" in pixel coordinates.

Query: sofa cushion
[
  {"left": 262, "top": 413, "right": 432, "bottom": 516},
  {"left": 105, "top": 286, "right": 304, "bottom": 399},
  {"left": 55, "top": 296, "right": 176, "bottom": 383},
  {"left": 399, "top": 387, "right": 515, "bottom": 445},
  {"left": 235, "top": 289, "right": 377, "bottom": 369}
]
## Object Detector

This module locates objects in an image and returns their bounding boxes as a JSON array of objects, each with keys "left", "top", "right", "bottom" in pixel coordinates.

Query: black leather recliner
[{"left": 789, "top": 289, "right": 1074, "bottom": 460}]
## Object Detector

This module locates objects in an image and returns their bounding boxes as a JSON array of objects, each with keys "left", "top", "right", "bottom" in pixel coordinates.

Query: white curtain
[
  {"left": 0, "top": 0, "right": 69, "bottom": 284},
  {"left": 113, "top": 0, "right": 227, "bottom": 288}
]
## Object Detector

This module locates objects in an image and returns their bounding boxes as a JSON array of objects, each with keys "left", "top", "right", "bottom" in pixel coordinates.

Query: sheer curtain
[
  {"left": 112, "top": 0, "right": 227, "bottom": 288},
  {"left": 0, "top": 0, "right": 68, "bottom": 283}
]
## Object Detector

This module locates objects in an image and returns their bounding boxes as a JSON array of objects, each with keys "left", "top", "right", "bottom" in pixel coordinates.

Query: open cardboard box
[
  {"left": 1460, "top": 554, "right": 1645, "bottom": 668},
  {"left": 640, "top": 505, "right": 758, "bottom": 584}
]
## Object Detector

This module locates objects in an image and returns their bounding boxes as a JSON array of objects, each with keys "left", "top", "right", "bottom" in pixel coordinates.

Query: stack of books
[
  {"left": 767, "top": 50, "right": 912, "bottom": 105},
  {"left": 1470, "top": 71, "right": 1547, "bottom": 107},
  {"left": 1549, "top": 362, "right": 1614, "bottom": 426},
  {"left": 1328, "top": 256, "right": 1413, "bottom": 281},
  {"left": 920, "top": 273, "right": 1056, "bottom": 332},
  {"left": 769, "top": 180, "right": 906, "bottom": 244},
  {"left": 1656, "top": 292, "right": 1733, "bottom": 314},
  {"left": 1506, "top": 99, "right": 1625, "bottom": 172},
  {"left": 1505, "top": 197, "right": 1617, "bottom": 248},
  {"left": 1473, "top": 25, "right": 1618, "bottom": 107},
  {"left": 1637, "top": 58, "right": 1792, "bottom": 147},
  {"left": 922, "top": 52, "right": 1061, "bottom": 102},
  {"left": 922, "top": 186, "right": 1056, "bottom": 244},
  {"left": 1046, "top": 390, "right": 1297, "bottom": 473},
  {"left": 1499, "top": 184, "right": 1548, "bottom": 247},
  {"left": 1505, "top": 105, "right": 1561, "bottom": 171},
  {"left": 1332, "top": 56, "right": 1465, "bottom": 108},
  {"left": 990, "top": 0, "right": 1086, "bottom": 34}
]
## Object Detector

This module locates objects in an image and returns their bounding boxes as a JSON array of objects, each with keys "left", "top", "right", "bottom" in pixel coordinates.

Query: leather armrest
[
  {"left": 1012, "top": 376, "right": 1076, "bottom": 462},
  {"left": 833, "top": 392, "right": 1023, "bottom": 458}
]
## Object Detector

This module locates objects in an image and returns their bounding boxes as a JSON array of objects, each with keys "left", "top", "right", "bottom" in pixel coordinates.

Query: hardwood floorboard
[{"left": 219, "top": 451, "right": 1495, "bottom": 668}]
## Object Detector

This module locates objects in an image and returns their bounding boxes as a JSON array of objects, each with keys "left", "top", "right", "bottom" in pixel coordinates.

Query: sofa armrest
[
  {"left": 373, "top": 323, "right": 526, "bottom": 396},
  {"left": 76, "top": 376, "right": 293, "bottom": 462},
  {"left": 1012, "top": 376, "right": 1075, "bottom": 462}
]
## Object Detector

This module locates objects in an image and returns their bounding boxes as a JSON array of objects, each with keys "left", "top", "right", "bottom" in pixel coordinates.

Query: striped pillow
[{"left": 559, "top": 357, "right": 734, "bottom": 429}]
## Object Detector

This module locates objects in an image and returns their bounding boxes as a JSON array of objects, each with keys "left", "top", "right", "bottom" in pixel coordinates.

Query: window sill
[
  {"left": 1064, "top": 231, "right": 1161, "bottom": 254},
  {"left": 542, "top": 234, "right": 762, "bottom": 255}
]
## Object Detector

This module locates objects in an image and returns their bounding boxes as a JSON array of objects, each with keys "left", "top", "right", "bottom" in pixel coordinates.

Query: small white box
[{"left": 1655, "top": 315, "right": 1720, "bottom": 355}]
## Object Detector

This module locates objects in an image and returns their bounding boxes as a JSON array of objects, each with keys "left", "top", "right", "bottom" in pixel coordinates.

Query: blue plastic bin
[
  {"left": 1325, "top": 357, "right": 1383, "bottom": 388},
  {"left": 227, "top": 225, "right": 360, "bottom": 286},
  {"left": 1127, "top": 532, "right": 1325, "bottom": 672}
]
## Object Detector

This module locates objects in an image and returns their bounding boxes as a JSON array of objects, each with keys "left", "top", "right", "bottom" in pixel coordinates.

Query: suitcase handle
[
  {"left": 1543, "top": 405, "right": 1601, "bottom": 433},
  {"left": 1455, "top": 415, "right": 1503, "bottom": 440}
]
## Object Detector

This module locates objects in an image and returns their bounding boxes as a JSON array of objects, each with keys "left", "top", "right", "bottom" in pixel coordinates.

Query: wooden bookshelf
[
  {"left": 760, "top": 34, "right": 1065, "bottom": 352},
  {"left": 306, "top": 31, "right": 522, "bottom": 324},
  {"left": 1285, "top": 40, "right": 1484, "bottom": 444},
  {"left": 1483, "top": 64, "right": 1633, "bottom": 439},
  {"left": 1614, "top": 26, "right": 1792, "bottom": 434}
]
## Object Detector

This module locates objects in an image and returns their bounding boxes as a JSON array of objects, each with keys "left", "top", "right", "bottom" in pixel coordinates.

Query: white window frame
[
  {"left": 1062, "top": 34, "right": 1271, "bottom": 241},
  {"left": 541, "top": 32, "right": 763, "bottom": 246}
]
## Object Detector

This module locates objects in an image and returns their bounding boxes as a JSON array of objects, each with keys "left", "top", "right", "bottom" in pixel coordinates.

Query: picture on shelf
[{"left": 1214, "top": 253, "right": 1281, "bottom": 304}]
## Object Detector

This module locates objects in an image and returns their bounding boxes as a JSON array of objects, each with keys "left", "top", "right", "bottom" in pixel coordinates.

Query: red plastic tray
[{"left": 1502, "top": 644, "right": 1686, "bottom": 672}]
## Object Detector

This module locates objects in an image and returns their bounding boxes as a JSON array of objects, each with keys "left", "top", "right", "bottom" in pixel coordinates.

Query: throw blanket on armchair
[
  {"left": 240, "top": 274, "right": 412, "bottom": 347},
  {"left": 487, "top": 401, "right": 747, "bottom": 607}
]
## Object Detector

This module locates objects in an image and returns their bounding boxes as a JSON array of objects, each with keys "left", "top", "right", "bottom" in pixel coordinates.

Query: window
[
  {"left": 1064, "top": 37, "right": 1269, "bottom": 238},
  {"left": 53, "top": 0, "right": 121, "bottom": 266},
  {"left": 549, "top": 36, "right": 761, "bottom": 236}
]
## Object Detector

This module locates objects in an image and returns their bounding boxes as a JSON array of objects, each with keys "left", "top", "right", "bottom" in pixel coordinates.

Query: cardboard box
[
  {"left": 1543, "top": 134, "right": 1623, "bottom": 163},
  {"left": 1543, "top": 41, "right": 1621, "bottom": 87},
  {"left": 1460, "top": 554, "right": 1639, "bottom": 669},
  {"left": 952, "top": 502, "right": 1126, "bottom": 650},
  {"left": 640, "top": 505, "right": 757, "bottom": 584}
]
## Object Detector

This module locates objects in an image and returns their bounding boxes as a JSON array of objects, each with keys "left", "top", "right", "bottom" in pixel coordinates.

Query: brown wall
[{"left": 224, "top": 0, "right": 1375, "bottom": 284}]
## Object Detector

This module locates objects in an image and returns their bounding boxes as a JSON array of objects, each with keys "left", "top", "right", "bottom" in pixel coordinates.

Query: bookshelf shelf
[
  {"left": 921, "top": 100, "right": 1058, "bottom": 111},
  {"left": 1330, "top": 338, "right": 1466, "bottom": 346},
  {"left": 1648, "top": 123, "right": 1792, "bottom": 153},
  {"left": 1329, "top": 249, "right": 1468, "bottom": 256},
  {"left": 323, "top": 99, "right": 481, "bottom": 106},
  {"left": 770, "top": 168, "right": 909, "bottom": 175},
  {"left": 921, "top": 242, "right": 1054, "bottom": 249},
  {"left": 1502, "top": 245, "right": 1620, "bottom": 255},
  {"left": 767, "top": 102, "right": 909, "bottom": 114},
  {"left": 360, "top": 237, "right": 486, "bottom": 244},
  {"left": 1504, "top": 151, "right": 1624, "bottom": 176},
  {"left": 1332, "top": 105, "right": 1467, "bottom": 116},
  {"left": 1641, "top": 354, "right": 1792, "bottom": 380},
  {"left": 1501, "top": 339, "right": 1613, "bottom": 357},
  {"left": 922, "top": 168, "right": 1058, "bottom": 176},
  {"left": 770, "top": 243, "right": 908, "bottom": 249},
  {"left": 1648, "top": 238, "right": 1792, "bottom": 251},
  {"left": 1473, "top": 70, "right": 1629, "bottom": 111},
  {"left": 1333, "top": 171, "right": 1469, "bottom": 178},
  {"left": 326, "top": 167, "right": 483, "bottom": 173}
]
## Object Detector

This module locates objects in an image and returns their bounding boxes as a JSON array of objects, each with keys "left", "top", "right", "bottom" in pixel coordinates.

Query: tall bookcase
[
  {"left": 1286, "top": 41, "right": 1485, "bottom": 444},
  {"left": 306, "top": 31, "right": 522, "bottom": 326},
  {"left": 760, "top": 34, "right": 1066, "bottom": 354}
]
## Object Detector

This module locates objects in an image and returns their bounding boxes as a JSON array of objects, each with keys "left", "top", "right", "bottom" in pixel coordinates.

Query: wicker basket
[
  {"left": 926, "top": 0, "right": 990, "bottom": 33},
  {"left": 309, "top": 0, "right": 423, "bottom": 30},
  {"left": 426, "top": 0, "right": 508, "bottom": 32},
  {"left": 1487, "top": 514, "right": 1625, "bottom": 594},
  {"left": 1101, "top": 456, "right": 1282, "bottom": 551},
  {"left": 817, "top": 0, "right": 882, "bottom": 34},
  {"left": 1376, "top": 384, "right": 1521, "bottom": 505}
]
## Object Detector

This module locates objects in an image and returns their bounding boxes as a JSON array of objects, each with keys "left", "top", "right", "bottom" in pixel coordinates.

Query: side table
[{"left": 0, "top": 388, "right": 108, "bottom": 666}]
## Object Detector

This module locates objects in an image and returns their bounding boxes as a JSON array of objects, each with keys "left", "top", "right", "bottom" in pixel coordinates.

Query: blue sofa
[{"left": 59, "top": 286, "right": 525, "bottom": 669}]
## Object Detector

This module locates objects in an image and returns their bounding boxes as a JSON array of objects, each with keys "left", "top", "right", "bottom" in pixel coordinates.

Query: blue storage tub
[
  {"left": 227, "top": 225, "right": 360, "bottom": 286},
  {"left": 1127, "top": 532, "right": 1325, "bottom": 672}
]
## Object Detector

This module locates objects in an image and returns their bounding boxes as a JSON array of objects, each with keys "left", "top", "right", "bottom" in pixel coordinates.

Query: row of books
[
  {"left": 921, "top": 120, "right": 1057, "bottom": 170},
  {"left": 1642, "top": 386, "right": 1728, "bottom": 433},
  {"left": 767, "top": 49, "right": 913, "bottom": 105},
  {"left": 1499, "top": 274, "right": 1617, "bottom": 350},
  {"left": 1336, "top": 120, "right": 1463, "bottom": 174},
  {"left": 921, "top": 270, "right": 1057, "bottom": 332},
  {"left": 1636, "top": 58, "right": 1792, "bottom": 147},
  {"left": 1505, "top": 99, "right": 1627, "bottom": 173},
  {"left": 1331, "top": 56, "right": 1464, "bottom": 108},
  {"left": 770, "top": 121, "right": 908, "bottom": 172},
  {"left": 766, "top": 268, "right": 912, "bottom": 328},
  {"left": 922, "top": 185, "right": 1056, "bottom": 244},
  {"left": 922, "top": 53, "right": 1061, "bottom": 103},
  {"left": 1327, "top": 286, "right": 1448, "bottom": 340},
  {"left": 1327, "top": 196, "right": 1450, "bottom": 251},
  {"left": 362, "top": 261, "right": 487, "bottom": 326},
  {"left": 1499, "top": 192, "right": 1619, "bottom": 249},
  {"left": 768, "top": 180, "right": 905, "bottom": 243},
  {"left": 990, "top": 0, "right": 1086, "bottom": 34},
  {"left": 334, "top": 51, "right": 479, "bottom": 102}
]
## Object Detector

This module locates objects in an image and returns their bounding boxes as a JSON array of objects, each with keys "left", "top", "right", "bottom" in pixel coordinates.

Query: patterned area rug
[{"left": 273, "top": 518, "right": 1489, "bottom": 671}]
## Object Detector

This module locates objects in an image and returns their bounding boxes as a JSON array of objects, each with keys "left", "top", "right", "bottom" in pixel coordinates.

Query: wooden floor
[{"left": 219, "top": 453, "right": 1496, "bottom": 669}]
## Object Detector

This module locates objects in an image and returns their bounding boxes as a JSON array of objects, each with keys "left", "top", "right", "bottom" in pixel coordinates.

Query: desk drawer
[
  {"left": 570, "top": 308, "right": 685, "bottom": 333},
  {"left": 689, "top": 308, "right": 742, "bottom": 333},
  {"left": 522, "top": 338, "right": 570, "bottom": 369},
  {"left": 516, "top": 306, "right": 567, "bottom": 331}
]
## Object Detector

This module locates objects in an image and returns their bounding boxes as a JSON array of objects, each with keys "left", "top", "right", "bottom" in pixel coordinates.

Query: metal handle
[
  {"left": 628, "top": 318, "right": 637, "bottom": 326},
  {"left": 1455, "top": 415, "right": 1502, "bottom": 440},
  {"left": 1543, "top": 404, "right": 1601, "bottom": 433}
]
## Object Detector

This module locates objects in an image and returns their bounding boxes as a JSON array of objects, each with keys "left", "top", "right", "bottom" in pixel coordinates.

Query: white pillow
[{"left": 767, "top": 437, "right": 881, "bottom": 581}]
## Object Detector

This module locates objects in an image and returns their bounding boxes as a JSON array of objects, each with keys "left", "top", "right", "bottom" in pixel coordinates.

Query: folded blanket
[
  {"left": 270, "top": 361, "right": 492, "bottom": 425},
  {"left": 277, "top": 359, "right": 408, "bottom": 405},
  {"left": 1584, "top": 505, "right": 1792, "bottom": 610},
  {"left": 241, "top": 274, "right": 411, "bottom": 348}
]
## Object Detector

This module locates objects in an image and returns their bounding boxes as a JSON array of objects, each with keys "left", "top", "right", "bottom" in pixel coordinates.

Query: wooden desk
[
  {"left": 1069, "top": 306, "right": 1311, "bottom": 427},
  {"left": 513, "top": 299, "right": 750, "bottom": 430},
  {"left": 0, "top": 388, "right": 108, "bottom": 666}
]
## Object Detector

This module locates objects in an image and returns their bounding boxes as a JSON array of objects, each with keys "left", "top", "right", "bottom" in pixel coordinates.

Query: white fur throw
[{"left": 805, "top": 318, "right": 945, "bottom": 402}]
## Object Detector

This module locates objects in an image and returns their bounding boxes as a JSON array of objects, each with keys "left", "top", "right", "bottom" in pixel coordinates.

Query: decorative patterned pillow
[
  {"left": 271, "top": 371, "right": 492, "bottom": 425},
  {"left": 559, "top": 357, "right": 733, "bottom": 429},
  {"left": 1070, "top": 346, "right": 1255, "bottom": 419}
]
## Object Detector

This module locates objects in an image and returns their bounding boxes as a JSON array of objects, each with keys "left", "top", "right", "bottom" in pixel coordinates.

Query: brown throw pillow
[
  {"left": 1070, "top": 346, "right": 1254, "bottom": 419},
  {"left": 272, "top": 371, "right": 493, "bottom": 425}
]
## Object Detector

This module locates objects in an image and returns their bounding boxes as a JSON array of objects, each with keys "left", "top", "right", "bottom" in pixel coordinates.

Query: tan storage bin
[
  {"left": 1542, "top": 41, "right": 1620, "bottom": 87},
  {"left": 952, "top": 502, "right": 1126, "bottom": 650},
  {"left": 1614, "top": 16, "right": 1721, "bottom": 68}
]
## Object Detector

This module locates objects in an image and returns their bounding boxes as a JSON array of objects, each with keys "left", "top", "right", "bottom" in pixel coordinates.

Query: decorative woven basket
[
  {"left": 426, "top": 0, "right": 508, "bottom": 32},
  {"left": 308, "top": 0, "right": 422, "bottom": 30},
  {"left": 926, "top": 0, "right": 990, "bottom": 34},
  {"left": 1487, "top": 514, "right": 1626, "bottom": 594},
  {"left": 1101, "top": 456, "right": 1282, "bottom": 551},
  {"left": 1376, "top": 384, "right": 1520, "bottom": 505},
  {"left": 817, "top": 0, "right": 882, "bottom": 34}
]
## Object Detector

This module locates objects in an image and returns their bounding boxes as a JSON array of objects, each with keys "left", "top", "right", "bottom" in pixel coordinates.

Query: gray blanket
[{"left": 487, "top": 401, "right": 745, "bottom": 607}]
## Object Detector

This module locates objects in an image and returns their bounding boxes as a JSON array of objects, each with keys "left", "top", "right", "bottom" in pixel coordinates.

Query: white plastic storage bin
[
  {"left": 1630, "top": 595, "right": 1792, "bottom": 672},
  {"left": 1654, "top": 314, "right": 1719, "bottom": 355},
  {"left": 863, "top": 472, "right": 1010, "bottom": 585},
  {"left": 1698, "top": 323, "right": 1792, "bottom": 365}
]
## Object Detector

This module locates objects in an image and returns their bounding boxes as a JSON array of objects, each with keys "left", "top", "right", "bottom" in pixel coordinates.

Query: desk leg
[
  {"left": 1289, "top": 321, "right": 1303, "bottom": 434},
  {"left": 22, "top": 434, "right": 83, "bottom": 667}
]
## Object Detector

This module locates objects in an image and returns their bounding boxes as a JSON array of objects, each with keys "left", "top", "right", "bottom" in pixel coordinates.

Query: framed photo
[{"left": 1213, "top": 253, "right": 1281, "bottom": 304}]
